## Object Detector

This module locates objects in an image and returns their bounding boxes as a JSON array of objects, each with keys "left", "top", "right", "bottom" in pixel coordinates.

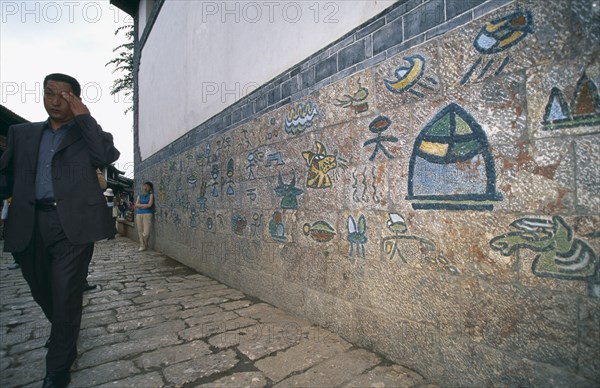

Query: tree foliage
[{"left": 106, "top": 24, "right": 134, "bottom": 114}]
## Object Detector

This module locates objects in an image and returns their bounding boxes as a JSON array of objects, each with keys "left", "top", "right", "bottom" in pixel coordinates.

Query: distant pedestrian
[
  {"left": 113, "top": 194, "right": 121, "bottom": 218},
  {"left": 118, "top": 195, "right": 128, "bottom": 218},
  {"left": 1, "top": 198, "right": 8, "bottom": 240},
  {"left": 0, "top": 73, "right": 119, "bottom": 388},
  {"left": 104, "top": 188, "right": 118, "bottom": 228},
  {"left": 1, "top": 198, "right": 19, "bottom": 270},
  {"left": 135, "top": 182, "right": 154, "bottom": 251}
]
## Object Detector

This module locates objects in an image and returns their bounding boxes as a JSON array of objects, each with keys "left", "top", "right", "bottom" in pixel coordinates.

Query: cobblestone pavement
[{"left": 1, "top": 236, "right": 436, "bottom": 387}]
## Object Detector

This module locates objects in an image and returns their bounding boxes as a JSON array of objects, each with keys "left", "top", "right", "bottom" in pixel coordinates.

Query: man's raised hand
[{"left": 61, "top": 91, "right": 90, "bottom": 117}]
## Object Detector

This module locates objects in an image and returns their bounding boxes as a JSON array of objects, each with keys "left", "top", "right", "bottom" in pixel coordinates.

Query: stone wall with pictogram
[{"left": 134, "top": 0, "right": 600, "bottom": 385}]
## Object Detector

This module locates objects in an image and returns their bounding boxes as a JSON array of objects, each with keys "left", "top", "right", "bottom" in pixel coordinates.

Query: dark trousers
[{"left": 13, "top": 207, "right": 93, "bottom": 373}]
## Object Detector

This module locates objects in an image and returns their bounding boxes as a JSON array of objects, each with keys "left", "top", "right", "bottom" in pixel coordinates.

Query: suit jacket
[{"left": 0, "top": 114, "right": 120, "bottom": 252}]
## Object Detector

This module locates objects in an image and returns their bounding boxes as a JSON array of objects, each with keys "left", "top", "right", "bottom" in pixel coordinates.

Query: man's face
[{"left": 43, "top": 80, "right": 75, "bottom": 124}]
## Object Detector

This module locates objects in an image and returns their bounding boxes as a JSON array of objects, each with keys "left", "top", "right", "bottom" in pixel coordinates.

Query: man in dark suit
[{"left": 0, "top": 73, "right": 119, "bottom": 388}]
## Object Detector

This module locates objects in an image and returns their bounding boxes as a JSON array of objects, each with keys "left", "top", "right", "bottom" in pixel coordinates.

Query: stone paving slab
[
  {"left": 70, "top": 360, "right": 140, "bottom": 388},
  {"left": 254, "top": 335, "right": 352, "bottom": 383},
  {"left": 0, "top": 236, "right": 436, "bottom": 387},
  {"left": 163, "top": 349, "right": 240, "bottom": 386},
  {"left": 135, "top": 340, "right": 211, "bottom": 370},
  {"left": 343, "top": 364, "right": 426, "bottom": 387},
  {"left": 274, "top": 349, "right": 381, "bottom": 388},
  {"left": 200, "top": 372, "right": 267, "bottom": 388}
]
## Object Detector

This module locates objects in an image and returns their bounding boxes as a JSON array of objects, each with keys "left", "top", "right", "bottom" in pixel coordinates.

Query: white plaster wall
[{"left": 138, "top": 0, "right": 397, "bottom": 160}]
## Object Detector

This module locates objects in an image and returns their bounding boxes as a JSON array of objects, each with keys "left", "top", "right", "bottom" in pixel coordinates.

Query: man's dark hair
[
  {"left": 144, "top": 181, "right": 154, "bottom": 192},
  {"left": 43, "top": 73, "right": 81, "bottom": 97}
]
